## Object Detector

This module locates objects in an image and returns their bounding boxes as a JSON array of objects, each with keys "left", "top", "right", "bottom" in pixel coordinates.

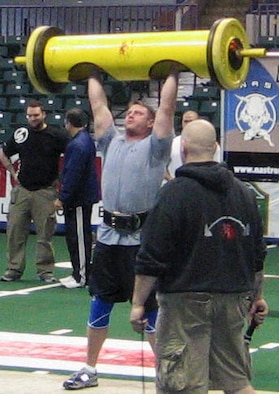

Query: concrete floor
[
  {"left": 0, "top": 371, "right": 277, "bottom": 394},
  {"left": 0, "top": 370, "right": 155, "bottom": 394}
]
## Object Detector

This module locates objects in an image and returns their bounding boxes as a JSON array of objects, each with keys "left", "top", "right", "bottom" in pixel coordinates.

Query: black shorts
[{"left": 88, "top": 241, "right": 157, "bottom": 311}]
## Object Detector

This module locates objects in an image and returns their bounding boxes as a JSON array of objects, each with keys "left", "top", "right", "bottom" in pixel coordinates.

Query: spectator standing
[
  {"left": 0, "top": 100, "right": 69, "bottom": 283},
  {"left": 165, "top": 109, "right": 221, "bottom": 181},
  {"left": 130, "top": 119, "right": 268, "bottom": 394},
  {"left": 55, "top": 108, "right": 99, "bottom": 289},
  {"left": 63, "top": 66, "right": 179, "bottom": 390}
]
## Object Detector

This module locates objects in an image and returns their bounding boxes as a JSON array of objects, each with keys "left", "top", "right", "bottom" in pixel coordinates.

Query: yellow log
[{"left": 15, "top": 18, "right": 266, "bottom": 94}]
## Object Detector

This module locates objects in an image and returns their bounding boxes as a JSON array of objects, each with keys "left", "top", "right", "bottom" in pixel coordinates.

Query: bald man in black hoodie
[{"left": 131, "top": 119, "right": 268, "bottom": 394}]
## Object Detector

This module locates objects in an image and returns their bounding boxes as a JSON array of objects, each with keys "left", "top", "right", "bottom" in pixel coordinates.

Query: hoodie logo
[
  {"left": 222, "top": 223, "right": 238, "bottom": 239},
  {"left": 204, "top": 216, "right": 250, "bottom": 238},
  {"left": 14, "top": 127, "right": 29, "bottom": 144}
]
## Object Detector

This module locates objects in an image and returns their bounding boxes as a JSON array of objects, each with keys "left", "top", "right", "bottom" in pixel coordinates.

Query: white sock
[{"left": 85, "top": 364, "right": 97, "bottom": 374}]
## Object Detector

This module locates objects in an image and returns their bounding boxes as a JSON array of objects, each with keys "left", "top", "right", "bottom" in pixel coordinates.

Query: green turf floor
[
  {"left": 0, "top": 232, "right": 278, "bottom": 390},
  {"left": 0, "top": 232, "right": 140, "bottom": 340}
]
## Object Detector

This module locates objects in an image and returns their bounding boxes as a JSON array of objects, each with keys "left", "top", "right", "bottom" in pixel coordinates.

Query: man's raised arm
[
  {"left": 88, "top": 75, "right": 114, "bottom": 139},
  {"left": 153, "top": 65, "right": 179, "bottom": 139}
]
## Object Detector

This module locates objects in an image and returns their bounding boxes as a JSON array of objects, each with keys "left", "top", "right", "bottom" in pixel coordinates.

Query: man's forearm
[
  {"left": 132, "top": 274, "right": 157, "bottom": 306},
  {"left": 0, "top": 149, "right": 17, "bottom": 181},
  {"left": 160, "top": 67, "right": 179, "bottom": 114},
  {"left": 253, "top": 269, "right": 264, "bottom": 300},
  {"left": 153, "top": 66, "right": 179, "bottom": 139}
]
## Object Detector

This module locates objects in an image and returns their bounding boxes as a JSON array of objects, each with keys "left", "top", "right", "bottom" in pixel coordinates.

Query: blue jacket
[{"left": 59, "top": 129, "right": 99, "bottom": 207}]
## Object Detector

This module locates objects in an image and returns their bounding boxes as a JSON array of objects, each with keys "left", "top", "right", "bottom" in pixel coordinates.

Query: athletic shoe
[
  {"left": 60, "top": 275, "right": 83, "bottom": 289},
  {"left": 39, "top": 274, "right": 57, "bottom": 284},
  {"left": 63, "top": 367, "right": 98, "bottom": 390},
  {"left": 1, "top": 271, "right": 21, "bottom": 282}
]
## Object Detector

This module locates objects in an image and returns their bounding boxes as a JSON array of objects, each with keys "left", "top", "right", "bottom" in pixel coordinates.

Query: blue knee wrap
[
  {"left": 87, "top": 296, "right": 114, "bottom": 329},
  {"left": 144, "top": 309, "right": 157, "bottom": 334}
]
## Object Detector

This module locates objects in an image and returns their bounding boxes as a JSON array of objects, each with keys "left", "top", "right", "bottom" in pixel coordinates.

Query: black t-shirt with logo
[{"left": 3, "top": 125, "right": 69, "bottom": 191}]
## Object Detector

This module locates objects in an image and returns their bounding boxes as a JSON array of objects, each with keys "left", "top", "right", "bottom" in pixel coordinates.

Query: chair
[
  {"left": 64, "top": 97, "right": 90, "bottom": 113},
  {"left": 59, "top": 83, "right": 86, "bottom": 97},
  {"left": 4, "top": 82, "right": 30, "bottom": 96},
  {"left": 2, "top": 69, "right": 27, "bottom": 84},
  {"left": 5, "top": 35, "right": 28, "bottom": 57},
  {"left": 193, "top": 86, "right": 220, "bottom": 101},
  {"left": 0, "top": 126, "right": 13, "bottom": 143},
  {"left": 0, "top": 46, "right": 8, "bottom": 57},
  {"left": 211, "top": 110, "right": 220, "bottom": 129},
  {"left": 258, "top": 36, "right": 277, "bottom": 49},
  {"left": 0, "top": 96, "right": 7, "bottom": 110},
  {"left": 14, "top": 112, "right": 28, "bottom": 125},
  {"left": 104, "top": 79, "right": 131, "bottom": 106},
  {"left": 199, "top": 100, "right": 220, "bottom": 128},
  {"left": 40, "top": 96, "right": 63, "bottom": 112},
  {"left": 0, "top": 111, "right": 12, "bottom": 125},
  {"left": 176, "top": 99, "right": 199, "bottom": 113},
  {"left": 0, "top": 84, "right": 5, "bottom": 96},
  {"left": 47, "top": 112, "right": 64, "bottom": 127},
  {"left": 0, "top": 57, "right": 14, "bottom": 72},
  {"left": 199, "top": 100, "right": 220, "bottom": 115},
  {"left": 8, "top": 96, "right": 28, "bottom": 112}
]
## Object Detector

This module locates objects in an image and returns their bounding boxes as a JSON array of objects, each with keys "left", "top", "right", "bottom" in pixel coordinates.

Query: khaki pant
[
  {"left": 6, "top": 185, "right": 57, "bottom": 277},
  {"left": 155, "top": 292, "right": 252, "bottom": 394}
]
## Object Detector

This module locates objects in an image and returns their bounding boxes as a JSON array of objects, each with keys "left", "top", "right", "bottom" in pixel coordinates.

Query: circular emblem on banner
[
  {"left": 14, "top": 127, "right": 29, "bottom": 144},
  {"left": 235, "top": 93, "right": 277, "bottom": 147}
]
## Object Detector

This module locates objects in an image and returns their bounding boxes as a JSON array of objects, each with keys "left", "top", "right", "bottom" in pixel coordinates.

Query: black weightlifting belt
[{"left": 103, "top": 209, "right": 149, "bottom": 232}]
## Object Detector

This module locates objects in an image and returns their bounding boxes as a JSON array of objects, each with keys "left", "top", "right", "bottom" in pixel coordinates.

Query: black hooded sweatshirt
[{"left": 135, "top": 162, "right": 266, "bottom": 294}]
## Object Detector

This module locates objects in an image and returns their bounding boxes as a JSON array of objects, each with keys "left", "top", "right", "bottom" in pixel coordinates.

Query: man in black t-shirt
[{"left": 0, "top": 100, "right": 69, "bottom": 282}]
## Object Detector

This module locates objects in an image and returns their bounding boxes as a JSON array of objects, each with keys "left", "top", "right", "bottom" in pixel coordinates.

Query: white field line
[{"left": 0, "top": 283, "right": 62, "bottom": 297}]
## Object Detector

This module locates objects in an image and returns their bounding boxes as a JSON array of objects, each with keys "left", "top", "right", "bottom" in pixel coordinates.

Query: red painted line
[{"left": 0, "top": 341, "right": 155, "bottom": 367}]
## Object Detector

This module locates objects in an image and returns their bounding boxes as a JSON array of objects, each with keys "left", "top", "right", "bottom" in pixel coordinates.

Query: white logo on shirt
[{"left": 14, "top": 127, "right": 29, "bottom": 144}]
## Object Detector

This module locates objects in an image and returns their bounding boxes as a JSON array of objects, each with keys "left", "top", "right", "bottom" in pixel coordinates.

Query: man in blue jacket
[{"left": 55, "top": 108, "right": 99, "bottom": 289}]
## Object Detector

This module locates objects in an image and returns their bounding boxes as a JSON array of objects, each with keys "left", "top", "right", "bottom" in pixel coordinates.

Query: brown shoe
[
  {"left": 39, "top": 274, "right": 57, "bottom": 284},
  {"left": 1, "top": 270, "right": 21, "bottom": 282}
]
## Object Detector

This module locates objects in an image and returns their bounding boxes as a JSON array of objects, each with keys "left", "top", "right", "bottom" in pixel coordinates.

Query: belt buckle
[
  {"left": 110, "top": 211, "right": 142, "bottom": 231},
  {"left": 133, "top": 214, "right": 141, "bottom": 230},
  {"left": 111, "top": 213, "right": 118, "bottom": 228}
]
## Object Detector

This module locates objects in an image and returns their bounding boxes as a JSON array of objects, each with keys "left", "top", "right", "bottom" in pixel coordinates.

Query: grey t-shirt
[{"left": 97, "top": 124, "right": 172, "bottom": 245}]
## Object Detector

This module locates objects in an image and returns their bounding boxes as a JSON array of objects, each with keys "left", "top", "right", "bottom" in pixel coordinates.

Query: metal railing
[
  {"left": 258, "top": 3, "right": 279, "bottom": 37},
  {"left": 0, "top": 4, "right": 199, "bottom": 38},
  {"left": 246, "top": 2, "right": 279, "bottom": 46}
]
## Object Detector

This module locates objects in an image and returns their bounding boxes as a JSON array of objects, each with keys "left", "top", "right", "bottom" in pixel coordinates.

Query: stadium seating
[
  {"left": 0, "top": 57, "right": 14, "bottom": 72},
  {"left": 199, "top": 100, "right": 220, "bottom": 115},
  {"left": 258, "top": 36, "right": 279, "bottom": 49},
  {"left": 64, "top": 97, "right": 90, "bottom": 113},
  {"left": 0, "top": 96, "right": 7, "bottom": 110},
  {"left": 0, "top": 110, "right": 12, "bottom": 125},
  {"left": 8, "top": 96, "right": 28, "bottom": 112},
  {"left": 0, "top": 46, "right": 8, "bottom": 57},
  {"left": 14, "top": 111, "right": 27, "bottom": 125},
  {"left": 193, "top": 86, "right": 220, "bottom": 101},
  {"left": 102, "top": 75, "right": 132, "bottom": 106},
  {"left": 1, "top": 69, "right": 27, "bottom": 84},
  {"left": 5, "top": 35, "right": 28, "bottom": 57},
  {"left": 0, "top": 110, "right": 13, "bottom": 142},
  {"left": 40, "top": 96, "right": 64, "bottom": 112},
  {"left": 4, "top": 82, "right": 30, "bottom": 96},
  {"left": 59, "top": 83, "right": 86, "bottom": 97},
  {"left": 176, "top": 99, "right": 199, "bottom": 113},
  {"left": 47, "top": 112, "right": 65, "bottom": 128}
]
